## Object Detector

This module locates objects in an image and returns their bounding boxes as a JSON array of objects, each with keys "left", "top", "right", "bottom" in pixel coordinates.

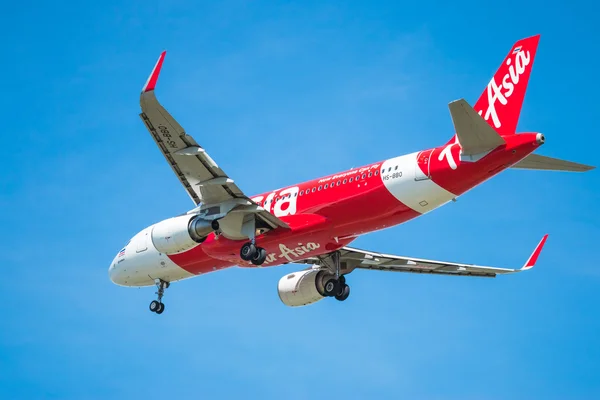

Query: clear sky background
[{"left": 1, "top": 1, "right": 599, "bottom": 399}]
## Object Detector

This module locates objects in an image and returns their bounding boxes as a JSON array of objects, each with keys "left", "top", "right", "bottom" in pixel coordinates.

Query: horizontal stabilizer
[
  {"left": 449, "top": 99, "right": 506, "bottom": 156},
  {"left": 511, "top": 154, "right": 595, "bottom": 172}
]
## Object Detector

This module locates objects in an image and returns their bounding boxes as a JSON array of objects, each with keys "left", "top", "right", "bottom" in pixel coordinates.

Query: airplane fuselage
[{"left": 109, "top": 132, "right": 543, "bottom": 287}]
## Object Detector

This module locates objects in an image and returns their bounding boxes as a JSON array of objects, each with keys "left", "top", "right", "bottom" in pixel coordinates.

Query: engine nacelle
[
  {"left": 151, "top": 215, "right": 213, "bottom": 255},
  {"left": 278, "top": 268, "right": 334, "bottom": 307}
]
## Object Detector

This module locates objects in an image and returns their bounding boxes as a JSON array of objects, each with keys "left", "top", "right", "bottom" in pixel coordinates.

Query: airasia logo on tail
[{"left": 480, "top": 48, "right": 531, "bottom": 129}]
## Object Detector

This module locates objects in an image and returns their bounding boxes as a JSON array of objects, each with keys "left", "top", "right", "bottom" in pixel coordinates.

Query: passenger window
[
  {"left": 343, "top": 179, "right": 347, "bottom": 184},
  {"left": 375, "top": 170, "right": 379, "bottom": 176},
  {"left": 349, "top": 178, "right": 353, "bottom": 183},
  {"left": 318, "top": 185, "right": 322, "bottom": 191},
  {"left": 362, "top": 174, "right": 366, "bottom": 179},
  {"left": 300, "top": 190, "right": 304, "bottom": 196},
  {"left": 312, "top": 187, "right": 316, "bottom": 193},
  {"left": 325, "top": 184, "right": 328, "bottom": 189},
  {"left": 337, "top": 180, "right": 341, "bottom": 186},
  {"left": 388, "top": 167, "right": 392, "bottom": 172},
  {"left": 368, "top": 172, "right": 372, "bottom": 177},
  {"left": 395, "top": 165, "right": 398, "bottom": 170}
]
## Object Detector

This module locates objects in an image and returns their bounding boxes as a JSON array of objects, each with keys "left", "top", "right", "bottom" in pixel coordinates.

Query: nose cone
[{"left": 109, "top": 259, "right": 128, "bottom": 286}]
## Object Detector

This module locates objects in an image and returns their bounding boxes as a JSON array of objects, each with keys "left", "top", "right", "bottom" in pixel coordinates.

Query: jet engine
[
  {"left": 277, "top": 268, "right": 337, "bottom": 307},
  {"left": 151, "top": 215, "right": 213, "bottom": 254}
]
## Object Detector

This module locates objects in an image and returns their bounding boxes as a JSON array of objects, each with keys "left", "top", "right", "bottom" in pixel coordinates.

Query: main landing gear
[
  {"left": 149, "top": 279, "right": 169, "bottom": 314},
  {"left": 238, "top": 217, "right": 267, "bottom": 266},
  {"left": 321, "top": 250, "right": 350, "bottom": 301},
  {"left": 322, "top": 274, "right": 350, "bottom": 301},
  {"left": 240, "top": 242, "right": 267, "bottom": 265}
]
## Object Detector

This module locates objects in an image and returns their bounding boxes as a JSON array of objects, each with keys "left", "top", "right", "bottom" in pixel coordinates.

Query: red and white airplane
[{"left": 110, "top": 35, "right": 593, "bottom": 314}]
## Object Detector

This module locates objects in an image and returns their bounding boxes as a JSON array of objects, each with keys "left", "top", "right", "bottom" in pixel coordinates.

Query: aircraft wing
[
  {"left": 301, "top": 235, "right": 548, "bottom": 278},
  {"left": 139, "top": 52, "right": 288, "bottom": 231}
]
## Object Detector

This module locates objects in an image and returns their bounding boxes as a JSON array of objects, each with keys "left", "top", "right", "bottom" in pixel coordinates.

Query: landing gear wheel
[
  {"left": 240, "top": 242, "right": 257, "bottom": 261},
  {"left": 251, "top": 247, "right": 267, "bottom": 265},
  {"left": 335, "top": 284, "right": 350, "bottom": 301},
  {"left": 149, "top": 300, "right": 160, "bottom": 312},
  {"left": 156, "top": 302, "right": 165, "bottom": 314},
  {"left": 323, "top": 278, "right": 340, "bottom": 297}
]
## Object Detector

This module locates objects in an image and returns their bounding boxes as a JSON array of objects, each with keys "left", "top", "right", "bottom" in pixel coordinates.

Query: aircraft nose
[{"left": 109, "top": 260, "right": 127, "bottom": 286}]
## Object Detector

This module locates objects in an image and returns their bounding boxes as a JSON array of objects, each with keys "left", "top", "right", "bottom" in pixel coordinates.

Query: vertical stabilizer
[{"left": 446, "top": 35, "right": 540, "bottom": 145}]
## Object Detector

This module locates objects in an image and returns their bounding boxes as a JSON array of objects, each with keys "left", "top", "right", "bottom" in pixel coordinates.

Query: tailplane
[{"left": 511, "top": 154, "right": 595, "bottom": 172}]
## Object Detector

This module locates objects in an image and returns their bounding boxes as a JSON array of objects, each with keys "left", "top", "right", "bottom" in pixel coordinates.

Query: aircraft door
[{"left": 415, "top": 149, "right": 433, "bottom": 181}]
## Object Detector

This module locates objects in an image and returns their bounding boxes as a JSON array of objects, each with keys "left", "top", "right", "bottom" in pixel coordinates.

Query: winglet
[
  {"left": 521, "top": 234, "right": 549, "bottom": 270},
  {"left": 142, "top": 51, "right": 166, "bottom": 93}
]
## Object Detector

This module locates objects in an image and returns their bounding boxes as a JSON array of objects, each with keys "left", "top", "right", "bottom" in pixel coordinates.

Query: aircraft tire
[
  {"left": 240, "top": 243, "right": 257, "bottom": 261},
  {"left": 335, "top": 284, "right": 350, "bottom": 301},
  {"left": 323, "top": 278, "right": 340, "bottom": 297},
  {"left": 149, "top": 300, "right": 160, "bottom": 313},
  {"left": 251, "top": 247, "right": 267, "bottom": 265}
]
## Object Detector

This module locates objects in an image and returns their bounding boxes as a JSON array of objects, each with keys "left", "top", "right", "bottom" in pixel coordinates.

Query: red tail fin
[{"left": 447, "top": 35, "right": 540, "bottom": 144}]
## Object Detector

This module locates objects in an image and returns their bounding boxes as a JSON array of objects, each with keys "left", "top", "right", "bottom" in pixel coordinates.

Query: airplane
[{"left": 109, "top": 34, "right": 594, "bottom": 314}]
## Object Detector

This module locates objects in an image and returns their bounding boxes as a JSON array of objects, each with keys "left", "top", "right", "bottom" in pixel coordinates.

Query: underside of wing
[
  {"left": 339, "top": 247, "right": 512, "bottom": 277},
  {"left": 139, "top": 52, "right": 289, "bottom": 233},
  {"left": 139, "top": 52, "right": 245, "bottom": 206},
  {"left": 297, "top": 235, "right": 548, "bottom": 278},
  {"left": 339, "top": 235, "right": 548, "bottom": 277}
]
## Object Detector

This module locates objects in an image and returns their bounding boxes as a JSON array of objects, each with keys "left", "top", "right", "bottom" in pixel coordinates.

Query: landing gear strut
[
  {"left": 322, "top": 251, "right": 350, "bottom": 301},
  {"left": 149, "top": 279, "right": 169, "bottom": 314}
]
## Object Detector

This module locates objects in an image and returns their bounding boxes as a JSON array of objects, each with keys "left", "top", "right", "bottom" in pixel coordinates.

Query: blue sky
[{"left": 1, "top": 1, "right": 599, "bottom": 398}]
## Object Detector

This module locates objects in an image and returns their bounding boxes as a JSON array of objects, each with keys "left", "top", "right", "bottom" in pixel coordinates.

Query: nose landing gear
[{"left": 149, "top": 279, "right": 169, "bottom": 314}]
